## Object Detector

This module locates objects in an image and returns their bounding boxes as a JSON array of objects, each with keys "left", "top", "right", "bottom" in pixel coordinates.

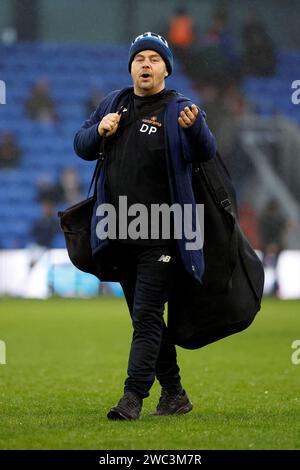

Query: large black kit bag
[{"left": 167, "top": 152, "right": 264, "bottom": 349}]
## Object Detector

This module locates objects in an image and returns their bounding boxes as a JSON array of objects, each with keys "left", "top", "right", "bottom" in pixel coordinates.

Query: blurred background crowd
[{"left": 0, "top": 0, "right": 300, "bottom": 297}]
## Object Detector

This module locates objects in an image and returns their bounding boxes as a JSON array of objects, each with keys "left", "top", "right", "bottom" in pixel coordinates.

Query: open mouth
[{"left": 140, "top": 73, "right": 151, "bottom": 79}]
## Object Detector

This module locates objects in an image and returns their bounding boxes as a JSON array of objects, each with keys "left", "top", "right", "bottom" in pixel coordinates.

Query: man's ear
[{"left": 165, "top": 71, "right": 168, "bottom": 77}]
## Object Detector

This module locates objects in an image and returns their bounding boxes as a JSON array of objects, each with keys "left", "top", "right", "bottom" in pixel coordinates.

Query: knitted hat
[{"left": 128, "top": 32, "right": 173, "bottom": 76}]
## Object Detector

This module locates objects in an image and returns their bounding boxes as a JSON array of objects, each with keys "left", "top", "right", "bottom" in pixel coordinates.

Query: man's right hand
[{"left": 98, "top": 113, "right": 121, "bottom": 137}]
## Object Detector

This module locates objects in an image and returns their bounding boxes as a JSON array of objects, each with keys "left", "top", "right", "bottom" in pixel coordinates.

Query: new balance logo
[{"left": 158, "top": 255, "right": 171, "bottom": 263}]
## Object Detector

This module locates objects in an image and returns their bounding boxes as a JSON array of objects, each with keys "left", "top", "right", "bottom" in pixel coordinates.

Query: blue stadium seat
[{"left": 1, "top": 42, "right": 299, "bottom": 249}]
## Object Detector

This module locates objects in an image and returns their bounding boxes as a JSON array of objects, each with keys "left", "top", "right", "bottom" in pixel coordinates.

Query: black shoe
[
  {"left": 107, "top": 391, "right": 143, "bottom": 420},
  {"left": 150, "top": 389, "right": 193, "bottom": 416}
]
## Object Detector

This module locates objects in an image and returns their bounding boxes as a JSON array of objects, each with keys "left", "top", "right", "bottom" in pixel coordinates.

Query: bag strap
[
  {"left": 87, "top": 105, "right": 126, "bottom": 198},
  {"left": 197, "top": 155, "right": 239, "bottom": 287},
  {"left": 198, "top": 155, "right": 234, "bottom": 216},
  {"left": 87, "top": 141, "right": 105, "bottom": 197}
]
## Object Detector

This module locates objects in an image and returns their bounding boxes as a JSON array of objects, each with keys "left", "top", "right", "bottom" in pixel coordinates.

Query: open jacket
[{"left": 74, "top": 86, "right": 217, "bottom": 283}]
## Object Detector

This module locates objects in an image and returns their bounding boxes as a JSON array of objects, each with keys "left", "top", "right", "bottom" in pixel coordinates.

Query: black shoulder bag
[
  {"left": 167, "top": 151, "right": 265, "bottom": 349},
  {"left": 58, "top": 142, "right": 105, "bottom": 278}
]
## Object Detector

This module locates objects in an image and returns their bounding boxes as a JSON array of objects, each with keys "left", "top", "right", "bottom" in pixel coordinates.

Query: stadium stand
[
  {"left": 0, "top": 43, "right": 299, "bottom": 249},
  {"left": 242, "top": 50, "right": 300, "bottom": 121}
]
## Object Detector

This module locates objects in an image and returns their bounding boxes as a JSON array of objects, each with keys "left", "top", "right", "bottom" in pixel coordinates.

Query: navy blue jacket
[{"left": 74, "top": 86, "right": 216, "bottom": 283}]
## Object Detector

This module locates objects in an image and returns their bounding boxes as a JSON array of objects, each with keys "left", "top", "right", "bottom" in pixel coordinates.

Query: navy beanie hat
[{"left": 128, "top": 32, "right": 173, "bottom": 76}]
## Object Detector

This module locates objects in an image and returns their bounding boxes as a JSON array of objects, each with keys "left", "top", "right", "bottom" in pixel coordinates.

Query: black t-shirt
[{"left": 105, "top": 89, "right": 174, "bottom": 245}]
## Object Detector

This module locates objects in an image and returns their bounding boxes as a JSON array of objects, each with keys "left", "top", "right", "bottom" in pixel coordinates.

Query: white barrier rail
[{"left": 0, "top": 248, "right": 299, "bottom": 299}]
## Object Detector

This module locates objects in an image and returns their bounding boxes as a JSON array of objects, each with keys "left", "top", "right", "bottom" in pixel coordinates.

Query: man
[
  {"left": 74, "top": 32, "right": 216, "bottom": 420},
  {"left": 25, "top": 80, "right": 58, "bottom": 123}
]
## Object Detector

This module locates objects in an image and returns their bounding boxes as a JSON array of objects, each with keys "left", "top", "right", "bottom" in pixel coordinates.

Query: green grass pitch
[{"left": 0, "top": 296, "right": 299, "bottom": 450}]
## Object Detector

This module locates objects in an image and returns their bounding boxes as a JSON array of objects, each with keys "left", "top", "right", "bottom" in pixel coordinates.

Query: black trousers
[{"left": 110, "top": 241, "right": 182, "bottom": 399}]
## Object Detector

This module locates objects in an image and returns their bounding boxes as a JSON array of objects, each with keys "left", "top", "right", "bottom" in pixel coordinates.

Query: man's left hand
[{"left": 178, "top": 104, "right": 199, "bottom": 128}]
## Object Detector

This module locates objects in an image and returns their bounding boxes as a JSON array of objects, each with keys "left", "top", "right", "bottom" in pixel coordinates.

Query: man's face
[{"left": 131, "top": 50, "right": 168, "bottom": 96}]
